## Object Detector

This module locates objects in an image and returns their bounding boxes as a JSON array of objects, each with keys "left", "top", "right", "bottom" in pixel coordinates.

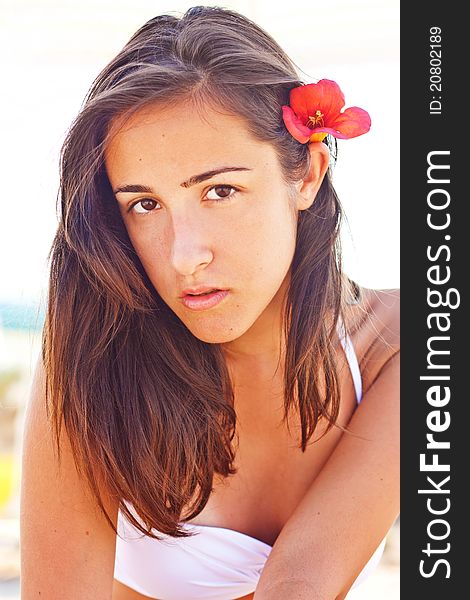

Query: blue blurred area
[{"left": 0, "top": 303, "right": 45, "bottom": 332}]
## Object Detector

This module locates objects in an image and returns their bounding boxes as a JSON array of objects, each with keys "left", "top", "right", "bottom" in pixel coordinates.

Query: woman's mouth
[{"left": 181, "top": 289, "right": 229, "bottom": 311}]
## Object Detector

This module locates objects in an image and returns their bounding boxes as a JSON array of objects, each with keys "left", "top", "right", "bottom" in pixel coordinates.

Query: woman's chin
[
  {"left": 188, "top": 326, "right": 243, "bottom": 345},
  {"left": 182, "top": 319, "right": 249, "bottom": 345}
]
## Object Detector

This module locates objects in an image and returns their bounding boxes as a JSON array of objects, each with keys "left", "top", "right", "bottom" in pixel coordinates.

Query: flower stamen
[{"left": 307, "top": 110, "right": 324, "bottom": 129}]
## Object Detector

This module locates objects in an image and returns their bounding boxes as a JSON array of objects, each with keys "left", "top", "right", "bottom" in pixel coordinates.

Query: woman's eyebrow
[
  {"left": 113, "top": 166, "right": 252, "bottom": 194},
  {"left": 180, "top": 166, "right": 252, "bottom": 188}
]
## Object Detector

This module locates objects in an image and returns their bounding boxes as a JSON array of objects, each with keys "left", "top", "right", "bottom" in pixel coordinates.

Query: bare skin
[
  {"left": 21, "top": 100, "right": 398, "bottom": 600},
  {"left": 103, "top": 99, "right": 398, "bottom": 600},
  {"left": 20, "top": 284, "right": 398, "bottom": 600},
  {"left": 112, "top": 286, "right": 400, "bottom": 600}
]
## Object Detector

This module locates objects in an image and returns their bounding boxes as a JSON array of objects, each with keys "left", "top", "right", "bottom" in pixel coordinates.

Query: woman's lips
[{"left": 180, "top": 289, "right": 229, "bottom": 311}]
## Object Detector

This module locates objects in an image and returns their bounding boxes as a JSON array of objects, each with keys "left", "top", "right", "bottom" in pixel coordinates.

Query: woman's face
[{"left": 105, "top": 101, "right": 303, "bottom": 346}]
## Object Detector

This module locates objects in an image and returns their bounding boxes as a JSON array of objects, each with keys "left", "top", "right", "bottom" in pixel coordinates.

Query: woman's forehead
[
  {"left": 104, "top": 101, "right": 278, "bottom": 177},
  {"left": 107, "top": 101, "right": 252, "bottom": 144}
]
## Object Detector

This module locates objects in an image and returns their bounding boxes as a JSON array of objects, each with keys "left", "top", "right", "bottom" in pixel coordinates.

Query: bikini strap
[{"left": 336, "top": 319, "right": 363, "bottom": 404}]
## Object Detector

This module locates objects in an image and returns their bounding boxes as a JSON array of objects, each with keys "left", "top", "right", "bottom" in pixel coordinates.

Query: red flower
[{"left": 281, "top": 79, "right": 371, "bottom": 144}]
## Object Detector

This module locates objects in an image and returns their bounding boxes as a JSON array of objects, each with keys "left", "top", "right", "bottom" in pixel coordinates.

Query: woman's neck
[{"left": 220, "top": 272, "right": 289, "bottom": 367}]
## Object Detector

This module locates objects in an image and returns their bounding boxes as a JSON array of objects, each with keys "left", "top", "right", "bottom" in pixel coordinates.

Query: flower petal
[
  {"left": 306, "top": 127, "right": 350, "bottom": 139},
  {"left": 281, "top": 105, "right": 312, "bottom": 144},
  {"left": 309, "top": 132, "right": 329, "bottom": 143},
  {"left": 329, "top": 106, "right": 371, "bottom": 138},
  {"left": 290, "top": 80, "right": 345, "bottom": 123}
]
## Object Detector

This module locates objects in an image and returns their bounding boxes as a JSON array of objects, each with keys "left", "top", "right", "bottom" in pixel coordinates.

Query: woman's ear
[{"left": 294, "top": 142, "right": 330, "bottom": 211}]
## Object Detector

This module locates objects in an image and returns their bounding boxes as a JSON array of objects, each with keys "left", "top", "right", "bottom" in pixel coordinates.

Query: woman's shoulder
[{"left": 346, "top": 284, "right": 400, "bottom": 392}]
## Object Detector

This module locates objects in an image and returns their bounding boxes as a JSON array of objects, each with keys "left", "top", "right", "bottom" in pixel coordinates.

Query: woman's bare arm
[
  {"left": 20, "top": 356, "right": 120, "bottom": 600},
  {"left": 254, "top": 297, "right": 400, "bottom": 600}
]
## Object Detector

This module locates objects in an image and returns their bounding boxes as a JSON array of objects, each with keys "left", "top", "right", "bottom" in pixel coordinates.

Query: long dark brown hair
[{"left": 43, "top": 5, "right": 360, "bottom": 539}]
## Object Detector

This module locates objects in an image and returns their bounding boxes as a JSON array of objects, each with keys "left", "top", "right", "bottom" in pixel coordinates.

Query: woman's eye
[
  {"left": 206, "top": 185, "right": 238, "bottom": 201},
  {"left": 128, "top": 186, "right": 237, "bottom": 214},
  {"left": 130, "top": 198, "right": 160, "bottom": 214}
]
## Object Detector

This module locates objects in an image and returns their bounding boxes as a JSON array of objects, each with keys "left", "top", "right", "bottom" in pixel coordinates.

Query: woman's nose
[{"left": 169, "top": 214, "right": 213, "bottom": 276}]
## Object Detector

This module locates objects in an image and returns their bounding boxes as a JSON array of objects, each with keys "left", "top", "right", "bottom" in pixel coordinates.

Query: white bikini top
[{"left": 114, "top": 326, "right": 386, "bottom": 600}]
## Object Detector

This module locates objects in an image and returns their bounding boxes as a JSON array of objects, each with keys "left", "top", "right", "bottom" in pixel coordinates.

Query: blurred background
[{"left": 0, "top": 1, "right": 399, "bottom": 597}]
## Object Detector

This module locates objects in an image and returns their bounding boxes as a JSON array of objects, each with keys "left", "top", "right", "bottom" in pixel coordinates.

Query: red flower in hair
[{"left": 281, "top": 79, "right": 371, "bottom": 143}]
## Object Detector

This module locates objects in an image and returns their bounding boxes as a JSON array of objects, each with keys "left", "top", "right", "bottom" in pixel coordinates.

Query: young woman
[{"left": 20, "top": 6, "right": 399, "bottom": 600}]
